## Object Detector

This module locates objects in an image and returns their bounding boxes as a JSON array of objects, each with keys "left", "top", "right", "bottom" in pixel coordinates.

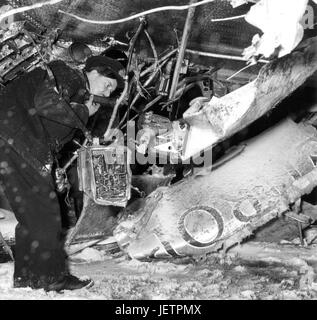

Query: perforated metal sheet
[
  {"left": 4, "top": 1, "right": 317, "bottom": 54},
  {"left": 10, "top": 0, "right": 258, "bottom": 53}
]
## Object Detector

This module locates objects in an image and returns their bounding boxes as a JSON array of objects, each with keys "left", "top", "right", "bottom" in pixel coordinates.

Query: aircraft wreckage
[{"left": 0, "top": 0, "right": 317, "bottom": 261}]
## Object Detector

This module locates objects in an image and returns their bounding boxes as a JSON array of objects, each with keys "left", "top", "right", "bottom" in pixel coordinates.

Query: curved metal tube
[{"left": 104, "top": 76, "right": 129, "bottom": 141}]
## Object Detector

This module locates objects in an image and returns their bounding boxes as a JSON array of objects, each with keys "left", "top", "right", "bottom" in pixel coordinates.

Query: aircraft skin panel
[{"left": 114, "top": 119, "right": 317, "bottom": 259}]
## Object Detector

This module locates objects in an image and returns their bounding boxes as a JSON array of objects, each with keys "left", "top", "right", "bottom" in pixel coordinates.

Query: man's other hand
[{"left": 85, "top": 94, "right": 101, "bottom": 116}]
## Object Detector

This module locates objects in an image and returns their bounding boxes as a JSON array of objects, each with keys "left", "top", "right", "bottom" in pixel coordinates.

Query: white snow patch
[
  {"left": 118, "top": 259, "right": 189, "bottom": 275},
  {"left": 71, "top": 248, "right": 105, "bottom": 262},
  {"left": 281, "top": 290, "right": 300, "bottom": 300},
  {"left": 311, "top": 283, "right": 317, "bottom": 292},
  {"left": 304, "top": 229, "right": 317, "bottom": 245},
  {"left": 234, "top": 265, "right": 246, "bottom": 273},
  {"left": 240, "top": 290, "right": 256, "bottom": 299}
]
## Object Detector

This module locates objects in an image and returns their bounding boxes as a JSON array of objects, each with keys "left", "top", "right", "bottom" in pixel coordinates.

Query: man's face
[{"left": 88, "top": 71, "right": 118, "bottom": 97}]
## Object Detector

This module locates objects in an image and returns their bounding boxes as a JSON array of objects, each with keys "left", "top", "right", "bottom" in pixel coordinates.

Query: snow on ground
[
  {"left": 1, "top": 242, "right": 317, "bottom": 300},
  {"left": 0, "top": 262, "right": 103, "bottom": 300}
]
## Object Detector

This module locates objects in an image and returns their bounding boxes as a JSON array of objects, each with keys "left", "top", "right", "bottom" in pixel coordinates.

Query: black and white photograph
[{"left": 0, "top": 0, "right": 317, "bottom": 305}]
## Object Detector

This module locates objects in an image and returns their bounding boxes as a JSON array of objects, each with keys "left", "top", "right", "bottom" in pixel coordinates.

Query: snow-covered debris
[{"left": 70, "top": 248, "right": 106, "bottom": 263}]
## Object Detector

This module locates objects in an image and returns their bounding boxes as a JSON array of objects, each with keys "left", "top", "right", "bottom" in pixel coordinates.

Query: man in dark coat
[{"left": 0, "top": 55, "right": 124, "bottom": 291}]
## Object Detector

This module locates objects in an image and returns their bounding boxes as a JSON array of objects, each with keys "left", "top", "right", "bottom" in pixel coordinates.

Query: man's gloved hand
[
  {"left": 84, "top": 94, "right": 101, "bottom": 117},
  {"left": 243, "top": 0, "right": 309, "bottom": 59}
]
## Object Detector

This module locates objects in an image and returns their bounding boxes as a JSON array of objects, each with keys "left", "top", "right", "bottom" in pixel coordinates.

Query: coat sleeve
[{"left": 33, "top": 79, "right": 89, "bottom": 129}]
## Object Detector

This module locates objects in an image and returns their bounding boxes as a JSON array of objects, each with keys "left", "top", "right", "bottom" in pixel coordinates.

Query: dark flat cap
[{"left": 85, "top": 56, "right": 125, "bottom": 89}]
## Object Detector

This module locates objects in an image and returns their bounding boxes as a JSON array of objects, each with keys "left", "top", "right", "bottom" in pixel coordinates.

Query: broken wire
[
  {"left": 210, "top": 14, "right": 246, "bottom": 22},
  {"left": 0, "top": 0, "right": 64, "bottom": 23}
]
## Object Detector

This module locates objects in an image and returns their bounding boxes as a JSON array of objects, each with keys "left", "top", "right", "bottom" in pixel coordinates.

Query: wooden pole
[{"left": 169, "top": 0, "right": 198, "bottom": 100}]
